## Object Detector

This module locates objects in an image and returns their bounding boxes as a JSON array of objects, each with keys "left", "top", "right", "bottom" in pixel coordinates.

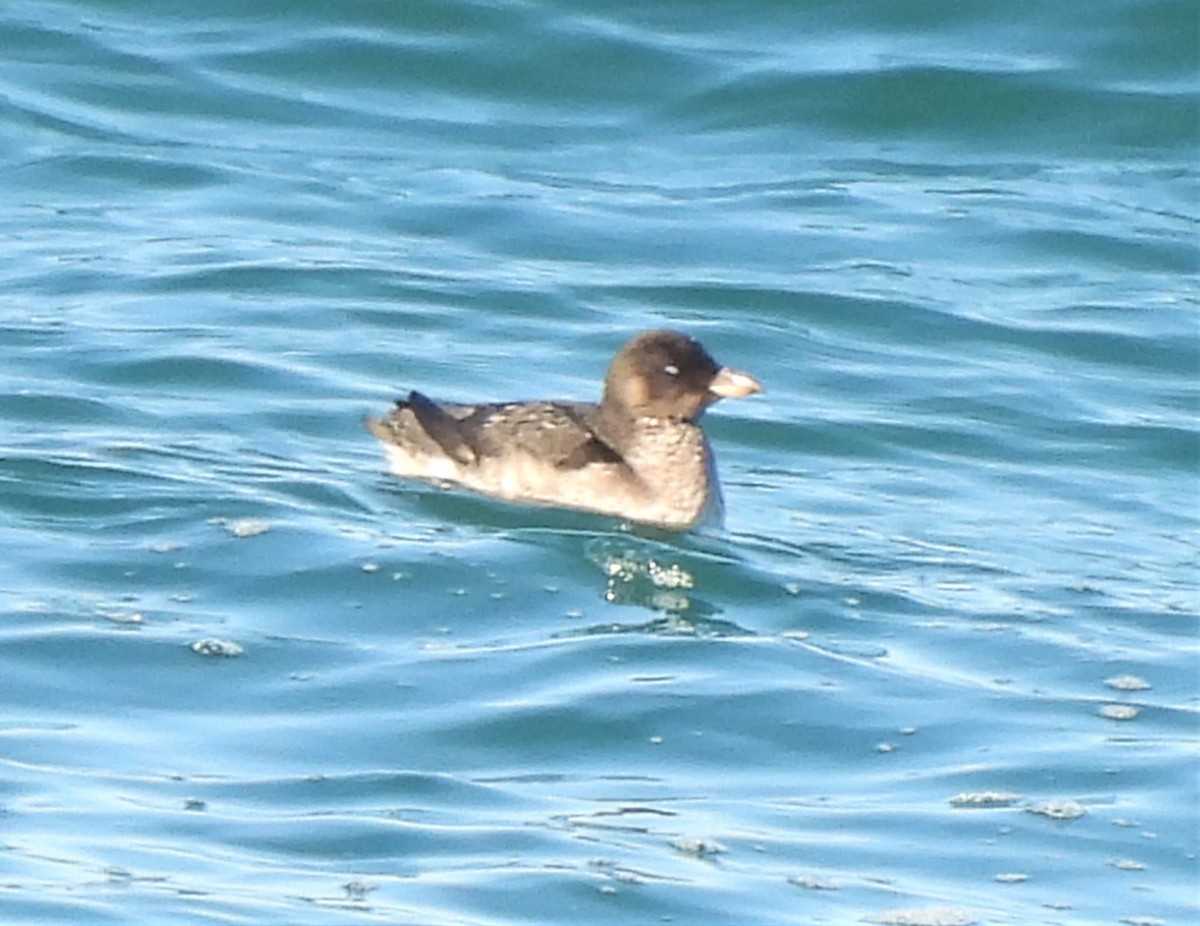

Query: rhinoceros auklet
[{"left": 366, "top": 329, "right": 762, "bottom": 529}]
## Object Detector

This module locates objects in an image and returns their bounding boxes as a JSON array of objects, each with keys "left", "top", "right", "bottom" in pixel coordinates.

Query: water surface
[{"left": 1, "top": 1, "right": 1196, "bottom": 924}]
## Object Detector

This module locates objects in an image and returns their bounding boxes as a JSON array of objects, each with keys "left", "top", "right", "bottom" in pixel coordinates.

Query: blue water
[{"left": 1, "top": 2, "right": 1197, "bottom": 924}]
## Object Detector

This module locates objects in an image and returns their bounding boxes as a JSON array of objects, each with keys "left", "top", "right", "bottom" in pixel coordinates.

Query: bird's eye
[{"left": 663, "top": 364, "right": 679, "bottom": 376}]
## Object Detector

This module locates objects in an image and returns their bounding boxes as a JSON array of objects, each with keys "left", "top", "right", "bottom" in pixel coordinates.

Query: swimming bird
[{"left": 365, "top": 329, "right": 762, "bottom": 529}]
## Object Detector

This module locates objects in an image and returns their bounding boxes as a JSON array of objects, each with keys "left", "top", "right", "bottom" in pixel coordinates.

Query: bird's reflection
[{"left": 580, "top": 536, "right": 751, "bottom": 637}]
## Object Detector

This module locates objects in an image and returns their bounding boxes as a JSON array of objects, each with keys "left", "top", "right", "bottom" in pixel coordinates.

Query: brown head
[{"left": 602, "top": 329, "right": 762, "bottom": 422}]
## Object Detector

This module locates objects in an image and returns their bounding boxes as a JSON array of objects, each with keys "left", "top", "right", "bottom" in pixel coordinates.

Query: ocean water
[{"left": 1, "top": 1, "right": 1197, "bottom": 924}]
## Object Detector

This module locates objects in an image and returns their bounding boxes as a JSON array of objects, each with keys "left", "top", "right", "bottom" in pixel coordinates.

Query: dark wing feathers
[
  {"left": 405, "top": 391, "right": 478, "bottom": 465},
  {"left": 555, "top": 437, "right": 625, "bottom": 469},
  {"left": 389, "top": 395, "right": 628, "bottom": 472},
  {"left": 552, "top": 406, "right": 626, "bottom": 469}
]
